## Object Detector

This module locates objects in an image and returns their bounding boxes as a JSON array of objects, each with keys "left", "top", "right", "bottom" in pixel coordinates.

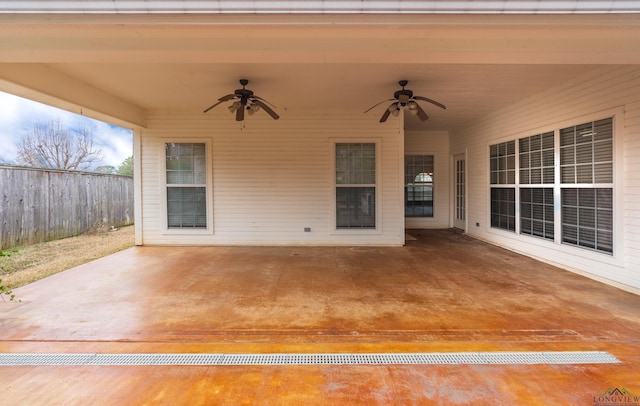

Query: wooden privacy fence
[{"left": 0, "top": 165, "right": 134, "bottom": 250}]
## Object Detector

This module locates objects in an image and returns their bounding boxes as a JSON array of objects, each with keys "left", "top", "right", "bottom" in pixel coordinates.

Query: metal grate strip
[{"left": 0, "top": 351, "right": 619, "bottom": 366}]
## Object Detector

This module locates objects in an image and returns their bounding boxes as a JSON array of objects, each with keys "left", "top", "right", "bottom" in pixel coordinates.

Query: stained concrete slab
[{"left": 1, "top": 229, "right": 639, "bottom": 405}]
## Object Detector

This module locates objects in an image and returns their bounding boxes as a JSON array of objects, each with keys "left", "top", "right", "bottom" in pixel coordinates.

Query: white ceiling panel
[{"left": 44, "top": 62, "right": 600, "bottom": 130}]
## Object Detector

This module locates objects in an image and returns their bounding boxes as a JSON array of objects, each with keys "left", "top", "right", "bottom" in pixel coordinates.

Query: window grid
[
  {"left": 490, "top": 116, "right": 614, "bottom": 255},
  {"left": 404, "top": 155, "right": 434, "bottom": 218},
  {"left": 559, "top": 117, "right": 613, "bottom": 254},
  {"left": 560, "top": 118, "right": 613, "bottom": 184},
  {"left": 520, "top": 187, "right": 554, "bottom": 240},
  {"left": 456, "top": 159, "right": 465, "bottom": 221},
  {"left": 490, "top": 188, "right": 516, "bottom": 232},
  {"left": 562, "top": 188, "right": 613, "bottom": 254},
  {"left": 490, "top": 140, "right": 516, "bottom": 185},
  {"left": 519, "top": 131, "right": 555, "bottom": 184}
]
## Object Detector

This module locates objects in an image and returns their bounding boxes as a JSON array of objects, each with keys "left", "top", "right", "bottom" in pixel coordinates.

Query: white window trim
[
  {"left": 160, "top": 138, "right": 214, "bottom": 235},
  {"left": 450, "top": 150, "right": 468, "bottom": 230},
  {"left": 485, "top": 107, "right": 624, "bottom": 265},
  {"left": 404, "top": 153, "right": 436, "bottom": 220},
  {"left": 330, "top": 138, "right": 383, "bottom": 235}
]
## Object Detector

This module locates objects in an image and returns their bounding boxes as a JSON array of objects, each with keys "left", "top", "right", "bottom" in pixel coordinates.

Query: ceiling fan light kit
[
  {"left": 203, "top": 79, "right": 279, "bottom": 122},
  {"left": 364, "top": 80, "right": 446, "bottom": 123},
  {"left": 204, "top": 79, "right": 445, "bottom": 124}
]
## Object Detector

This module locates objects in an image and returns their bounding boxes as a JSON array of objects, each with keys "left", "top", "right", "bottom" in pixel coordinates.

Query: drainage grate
[{"left": 0, "top": 351, "right": 619, "bottom": 366}]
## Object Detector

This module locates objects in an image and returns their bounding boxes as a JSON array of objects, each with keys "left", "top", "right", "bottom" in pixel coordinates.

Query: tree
[
  {"left": 118, "top": 156, "right": 133, "bottom": 176},
  {"left": 16, "top": 118, "right": 103, "bottom": 171},
  {"left": 94, "top": 165, "right": 117, "bottom": 174}
]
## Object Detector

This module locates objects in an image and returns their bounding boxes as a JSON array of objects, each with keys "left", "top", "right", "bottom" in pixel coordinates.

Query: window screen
[
  {"left": 336, "top": 143, "right": 376, "bottom": 229},
  {"left": 166, "top": 143, "right": 207, "bottom": 229}
]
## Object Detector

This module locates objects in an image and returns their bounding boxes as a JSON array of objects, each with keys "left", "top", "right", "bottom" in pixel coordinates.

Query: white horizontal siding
[
  {"left": 451, "top": 65, "right": 640, "bottom": 292},
  {"left": 140, "top": 110, "right": 404, "bottom": 246},
  {"left": 404, "top": 130, "right": 450, "bottom": 229}
]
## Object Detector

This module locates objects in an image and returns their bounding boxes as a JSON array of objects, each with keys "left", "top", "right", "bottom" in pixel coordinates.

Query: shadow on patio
[{"left": 1, "top": 229, "right": 639, "bottom": 404}]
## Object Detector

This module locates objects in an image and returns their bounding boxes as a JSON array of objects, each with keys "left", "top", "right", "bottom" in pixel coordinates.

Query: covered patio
[{"left": 1, "top": 229, "right": 638, "bottom": 404}]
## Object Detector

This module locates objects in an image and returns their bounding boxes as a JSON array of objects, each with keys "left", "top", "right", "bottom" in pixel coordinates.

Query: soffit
[{"left": 43, "top": 62, "right": 600, "bottom": 131}]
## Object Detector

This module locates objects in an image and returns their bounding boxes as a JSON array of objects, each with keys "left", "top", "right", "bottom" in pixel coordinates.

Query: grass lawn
[{"left": 0, "top": 225, "right": 134, "bottom": 291}]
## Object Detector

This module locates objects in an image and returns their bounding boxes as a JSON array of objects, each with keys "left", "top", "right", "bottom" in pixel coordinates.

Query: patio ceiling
[{"left": 0, "top": 14, "right": 639, "bottom": 130}]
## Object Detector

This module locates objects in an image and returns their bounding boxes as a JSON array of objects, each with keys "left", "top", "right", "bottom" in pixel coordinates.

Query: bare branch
[{"left": 16, "top": 118, "right": 103, "bottom": 170}]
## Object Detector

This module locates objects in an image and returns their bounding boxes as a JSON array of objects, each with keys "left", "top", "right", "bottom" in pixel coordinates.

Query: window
[
  {"left": 560, "top": 118, "right": 613, "bottom": 184},
  {"left": 519, "top": 132, "right": 555, "bottom": 241},
  {"left": 490, "top": 140, "right": 516, "bottom": 185},
  {"left": 489, "top": 116, "right": 615, "bottom": 255},
  {"left": 560, "top": 118, "right": 613, "bottom": 254},
  {"left": 561, "top": 189, "right": 613, "bottom": 253},
  {"left": 491, "top": 188, "right": 516, "bottom": 231},
  {"left": 520, "top": 132, "right": 554, "bottom": 185},
  {"left": 490, "top": 140, "right": 515, "bottom": 232},
  {"left": 405, "top": 155, "right": 434, "bottom": 217},
  {"left": 335, "top": 143, "right": 376, "bottom": 229},
  {"left": 165, "top": 142, "right": 207, "bottom": 229},
  {"left": 455, "top": 158, "right": 465, "bottom": 223},
  {"left": 520, "top": 188, "right": 554, "bottom": 240}
]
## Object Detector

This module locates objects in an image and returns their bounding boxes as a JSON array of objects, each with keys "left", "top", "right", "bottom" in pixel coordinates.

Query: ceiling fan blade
[
  {"left": 413, "top": 96, "right": 446, "bottom": 110},
  {"left": 252, "top": 99, "right": 280, "bottom": 120},
  {"left": 203, "top": 94, "right": 237, "bottom": 113},
  {"left": 203, "top": 100, "right": 226, "bottom": 113},
  {"left": 379, "top": 108, "right": 392, "bottom": 123},
  {"left": 252, "top": 95, "right": 277, "bottom": 109},
  {"left": 414, "top": 103, "right": 429, "bottom": 121},
  {"left": 218, "top": 93, "right": 236, "bottom": 102},
  {"left": 364, "top": 99, "right": 395, "bottom": 114},
  {"left": 236, "top": 105, "right": 245, "bottom": 121}
]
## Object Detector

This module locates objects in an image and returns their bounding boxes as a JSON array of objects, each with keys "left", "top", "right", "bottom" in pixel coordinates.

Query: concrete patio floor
[{"left": 1, "top": 229, "right": 639, "bottom": 405}]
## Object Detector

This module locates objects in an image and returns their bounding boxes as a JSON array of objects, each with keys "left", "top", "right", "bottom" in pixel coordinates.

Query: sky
[{"left": 0, "top": 91, "right": 133, "bottom": 170}]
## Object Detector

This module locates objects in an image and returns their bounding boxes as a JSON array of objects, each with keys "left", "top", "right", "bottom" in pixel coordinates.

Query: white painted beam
[
  {"left": 1, "top": 20, "right": 639, "bottom": 65},
  {"left": 0, "top": 63, "right": 145, "bottom": 128}
]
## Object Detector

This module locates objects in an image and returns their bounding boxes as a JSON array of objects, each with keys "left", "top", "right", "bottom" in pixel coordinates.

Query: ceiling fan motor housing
[
  {"left": 394, "top": 89, "right": 413, "bottom": 104},
  {"left": 235, "top": 89, "right": 254, "bottom": 105}
]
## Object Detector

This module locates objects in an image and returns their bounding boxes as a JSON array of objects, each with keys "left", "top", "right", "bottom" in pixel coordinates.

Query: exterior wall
[
  {"left": 404, "top": 130, "right": 450, "bottom": 229},
  {"left": 139, "top": 110, "right": 405, "bottom": 246},
  {"left": 451, "top": 66, "right": 640, "bottom": 292}
]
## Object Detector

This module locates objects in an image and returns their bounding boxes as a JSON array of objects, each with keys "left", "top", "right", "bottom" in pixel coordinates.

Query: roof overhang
[{"left": 0, "top": 11, "right": 639, "bottom": 130}]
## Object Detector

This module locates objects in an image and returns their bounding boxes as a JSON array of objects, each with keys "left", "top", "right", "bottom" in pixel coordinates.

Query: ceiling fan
[
  {"left": 365, "top": 80, "right": 446, "bottom": 123},
  {"left": 203, "top": 79, "right": 279, "bottom": 121}
]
